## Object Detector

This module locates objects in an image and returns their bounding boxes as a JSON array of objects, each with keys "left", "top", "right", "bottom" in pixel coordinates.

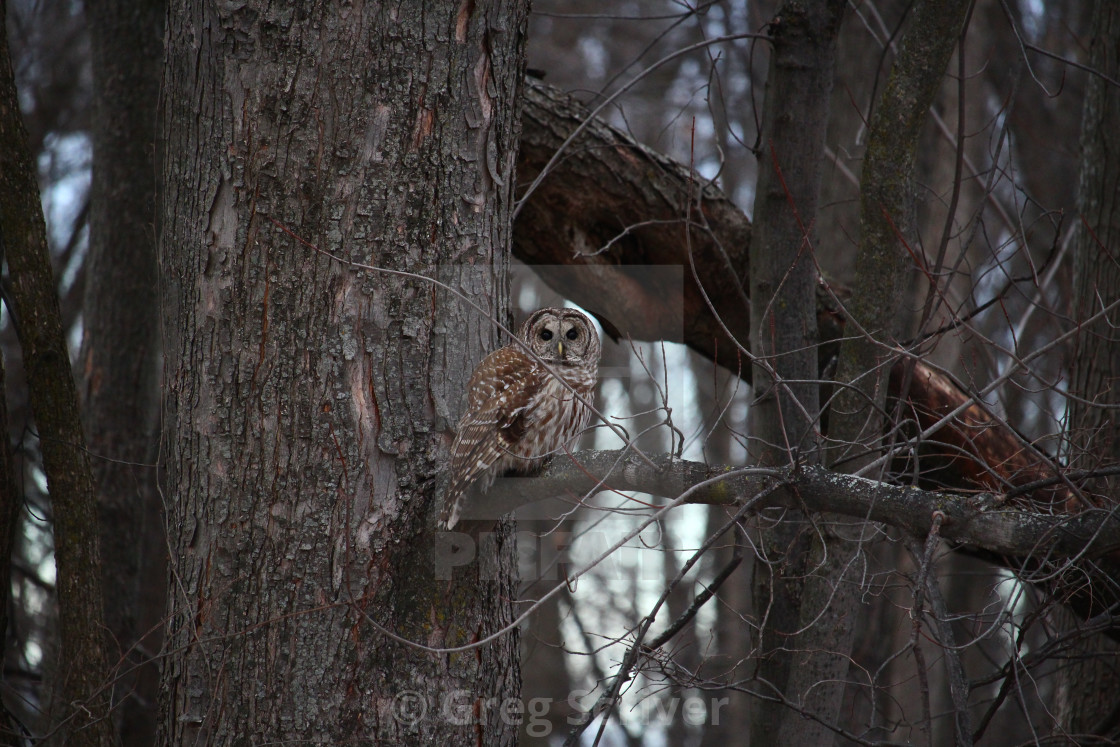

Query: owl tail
[
  {"left": 442, "top": 495, "right": 463, "bottom": 531},
  {"left": 441, "top": 484, "right": 499, "bottom": 536}
]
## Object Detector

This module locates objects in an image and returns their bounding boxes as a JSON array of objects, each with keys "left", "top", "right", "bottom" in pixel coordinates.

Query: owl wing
[{"left": 443, "top": 347, "right": 550, "bottom": 529}]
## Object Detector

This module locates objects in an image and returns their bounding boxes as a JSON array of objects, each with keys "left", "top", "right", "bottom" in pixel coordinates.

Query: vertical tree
[
  {"left": 82, "top": 1, "right": 165, "bottom": 742},
  {"left": 157, "top": 2, "right": 528, "bottom": 742},
  {"left": 746, "top": 2, "right": 845, "bottom": 743},
  {"left": 0, "top": 366, "right": 19, "bottom": 745},
  {"left": 830, "top": 1, "right": 976, "bottom": 742},
  {"left": 0, "top": 2, "right": 112, "bottom": 743},
  {"left": 1061, "top": 0, "right": 1120, "bottom": 738}
]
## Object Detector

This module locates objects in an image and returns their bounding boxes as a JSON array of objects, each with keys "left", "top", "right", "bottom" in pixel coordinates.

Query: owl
[{"left": 442, "top": 307, "right": 601, "bottom": 530}]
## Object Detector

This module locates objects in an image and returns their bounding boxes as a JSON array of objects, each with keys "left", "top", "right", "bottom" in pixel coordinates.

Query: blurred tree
[
  {"left": 1060, "top": 0, "right": 1120, "bottom": 738},
  {"left": 81, "top": 1, "right": 165, "bottom": 743},
  {"left": 0, "top": 1, "right": 111, "bottom": 742}
]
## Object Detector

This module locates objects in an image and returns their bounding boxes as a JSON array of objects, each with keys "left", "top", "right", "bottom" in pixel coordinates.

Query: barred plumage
[{"left": 442, "top": 308, "right": 601, "bottom": 530}]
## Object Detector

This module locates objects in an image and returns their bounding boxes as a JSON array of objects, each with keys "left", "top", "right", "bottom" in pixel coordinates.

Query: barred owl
[{"left": 442, "top": 308, "right": 601, "bottom": 530}]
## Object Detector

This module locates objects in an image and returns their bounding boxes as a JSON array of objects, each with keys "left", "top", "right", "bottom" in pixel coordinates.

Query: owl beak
[{"left": 557, "top": 341, "right": 564, "bottom": 358}]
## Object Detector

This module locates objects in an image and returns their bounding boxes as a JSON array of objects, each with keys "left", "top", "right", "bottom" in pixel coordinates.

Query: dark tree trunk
[
  {"left": 520, "top": 570, "right": 577, "bottom": 746},
  {"left": 82, "top": 1, "right": 165, "bottom": 743},
  {"left": 830, "top": 3, "right": 975, "bottom": 741},
  {"left": 0, "top": 4, "right": 113, "bottom": 743},
  {"left": 745, "top": 3, "right": 845, "bottom": 744},
  {"left": 1059, "top": 0, "right": 1120, "bottom": 737},
  {"left": 0, "top": 355, "right": 21, "bottom": 746},
  {"left": 157, "top": 2, "right": 529, "bottom": 743},
  {"left": 831, "top": 0, "right": 973, "bottom": 465}
]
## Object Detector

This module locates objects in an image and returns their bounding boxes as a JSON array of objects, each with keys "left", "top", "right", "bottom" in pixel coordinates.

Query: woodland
[{"left": 1, "top": 0, "right": 1119, "bottom": 745}]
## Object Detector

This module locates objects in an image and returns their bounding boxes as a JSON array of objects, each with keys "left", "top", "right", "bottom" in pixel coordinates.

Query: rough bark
[
  {"left": 1058, "top": 0, "right": 1120, "bottom": 737},
  {"left": 0, "top": 4, "right": 113, "bottom": 743},
  {"left": 743, "top": 3, "right": 846, "bottom": 744},
  {"left": 82, "top": 1, "right": 165, "bottom": 743},
  {"left": 158, "top": 2, "right": 528, "bottom": 743}
]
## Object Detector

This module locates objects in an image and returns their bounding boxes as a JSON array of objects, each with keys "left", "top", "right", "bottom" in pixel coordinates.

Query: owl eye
[
  {"left": 540, "top": 329, "right": 553, "bottom": 341},
  {"left": 566, "top": 327, "right": 580, "bottom": 340}
]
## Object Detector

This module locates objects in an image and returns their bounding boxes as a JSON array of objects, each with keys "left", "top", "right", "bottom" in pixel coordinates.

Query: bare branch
[{"left": 479, "top": 450, "right": 1120, "bottom": 560}]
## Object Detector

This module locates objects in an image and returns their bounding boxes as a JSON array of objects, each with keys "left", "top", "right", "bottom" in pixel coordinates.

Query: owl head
[{"left": 518, "top": 307, "right": 601, "bottom": 366}]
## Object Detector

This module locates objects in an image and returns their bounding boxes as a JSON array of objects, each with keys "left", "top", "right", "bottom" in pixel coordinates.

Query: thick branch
[
  {"left": 515, "top": 78, "right": 850, "bottom": 378},
  {"left": 516, "top": 78, "right": 753, "bottom": 371},
  {"left": 514, "top": 79, "right": 1064, "bottom": 512},
  {"left": 476, "top": 450, "right": 1120, "bottom": 561},
  {"left": 893, "top": 362, "right": 1070, "bottom": 507}
]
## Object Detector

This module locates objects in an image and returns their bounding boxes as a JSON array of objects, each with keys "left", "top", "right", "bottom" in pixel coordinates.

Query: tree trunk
[
  {"left": 699, "top": 510, "right": 753, "bottom": 747},
  {"left": 82, "top": 1, "right": 165, "bottom": 742},
  {"left": 0, "top": 286, "right": 25, "bottom": 747},
  {"left": 745, "top": 3, "right": 846, "bottom": 745},
  {"left": 0, "top": 4, "right": 113, "bottom": 742},
  {"left": 519, "top": 566, "right": 576, "bottom": 746},
  {"left": 831, "top": 0, "right": 973, "bottom": 463},
  {"left": 1059, "top": 0, "right": 1120, "bottom": 738},
  {"left": 829, "top": 2, "right": 974, "bottom": 741},
  {"left": 157, "top": 2, "right": 528, "bottom": 743}
]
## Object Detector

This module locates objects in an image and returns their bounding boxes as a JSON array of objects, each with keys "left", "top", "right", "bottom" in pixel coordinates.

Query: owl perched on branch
[{"left": 442, "top": 308, "right": 601, "bottom": 530}]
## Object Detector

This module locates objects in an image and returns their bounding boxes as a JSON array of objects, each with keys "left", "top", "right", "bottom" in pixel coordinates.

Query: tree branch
[
  {"left": 511, "top": 75, "right": 1120, "bottom": 639},
  {"left": 514, "top": 78, "right": 1069, "bottom": 515},
  {"left": 474, "top": 450, "right": 1120, "bottom": 561}
]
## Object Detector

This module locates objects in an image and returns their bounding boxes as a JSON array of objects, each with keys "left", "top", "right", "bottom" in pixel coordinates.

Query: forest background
[{"left": 2, "top": 1, "right": 1120, "bottom": 745}]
